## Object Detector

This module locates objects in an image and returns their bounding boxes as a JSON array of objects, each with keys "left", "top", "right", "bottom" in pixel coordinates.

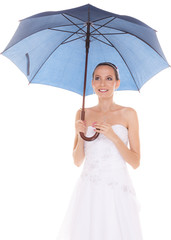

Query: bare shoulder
[
  {"left": 122, "top": 106, "right": 138, "bottom": 116},
  {"left": 112, "top": 105, "right": 139, "bottom": 129},
  {"left": 75, "top": 108, "right": 82, "bottom": 121},
  {"left": 124, "top": 107, "right": 139, "bottom": 130},
  {"left": 125, "top": 106, "right": 138, "bottom": 119}
]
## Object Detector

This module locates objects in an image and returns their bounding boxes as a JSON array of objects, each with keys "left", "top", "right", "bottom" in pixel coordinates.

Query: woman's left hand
[{"left": 93, "top": 122, "right": 115, "bottom": 141}]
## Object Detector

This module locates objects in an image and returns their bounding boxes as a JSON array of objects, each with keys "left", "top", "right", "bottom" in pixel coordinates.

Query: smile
[{"left": 98, "top": 89, "right": 108, "bottom": 92}]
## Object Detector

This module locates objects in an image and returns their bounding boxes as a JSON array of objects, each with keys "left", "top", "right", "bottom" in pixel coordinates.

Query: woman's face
[{"left": 92, "top": 65, "right": 120, "bottom": 98}]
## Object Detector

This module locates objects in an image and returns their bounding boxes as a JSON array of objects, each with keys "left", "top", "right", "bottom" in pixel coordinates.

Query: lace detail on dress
[
  {"left": 81, "top": 124, "right": 136, "bottom": 196},
  {"left": 80, "top": 169, "right": 136, "bottom": 196}
]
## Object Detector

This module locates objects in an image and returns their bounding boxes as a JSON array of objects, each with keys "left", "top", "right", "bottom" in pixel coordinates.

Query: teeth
[{"left": 99, "top": 89, "right": 108, "bottom": 92}]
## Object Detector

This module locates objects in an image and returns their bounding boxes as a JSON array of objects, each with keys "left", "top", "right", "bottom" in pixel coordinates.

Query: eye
[
  {"left": 107, "top": 77, "right": 113, "bottom": 81},
  {"left": 95, "top": 76, "right": 100, "bottom": 80}
]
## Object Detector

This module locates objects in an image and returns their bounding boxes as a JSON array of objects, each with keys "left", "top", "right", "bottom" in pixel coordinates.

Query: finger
[
  {"left": 94, "top": 128, "right": 101, "bottom": 132},
  {"left": 94, "top": 123, "right": 101, "bottom": 127},
  {"left": 94, "top": 124, "right": 105, "bottom": 130}
]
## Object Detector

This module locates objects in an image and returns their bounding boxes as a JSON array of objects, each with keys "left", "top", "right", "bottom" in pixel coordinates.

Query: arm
[{"left": 72, "top": 109, "right": 85, "bottom": 167}]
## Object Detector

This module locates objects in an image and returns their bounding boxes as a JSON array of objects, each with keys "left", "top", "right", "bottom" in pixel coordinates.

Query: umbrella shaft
[
  {"left": 86, "top": 22, "right": 90, "bottom": 51},
  {"left": 81, "top": 22, "right": 91, "bottom": 121}
]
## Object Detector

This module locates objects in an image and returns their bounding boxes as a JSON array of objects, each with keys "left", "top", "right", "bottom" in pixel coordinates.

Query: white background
[{"left": 0, "top": 0, "right": 171, "bottom": 239}]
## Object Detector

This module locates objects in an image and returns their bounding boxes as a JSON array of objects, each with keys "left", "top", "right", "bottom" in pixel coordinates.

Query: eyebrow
[{"left": 94, "top": 74, "right": 113, "bottom": 77}]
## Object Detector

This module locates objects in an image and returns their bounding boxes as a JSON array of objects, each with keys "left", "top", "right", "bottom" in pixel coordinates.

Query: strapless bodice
[
  {"left": 80, "top": 124, "right": 134, "bottom": 191},
  {"left": 83, "top": 124, "right": 128, "bottom": 168}
]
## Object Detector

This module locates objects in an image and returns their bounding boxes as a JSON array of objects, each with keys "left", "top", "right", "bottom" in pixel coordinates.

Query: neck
[{"left": 97, "top": 96, "right": 115, "bottom": 112}]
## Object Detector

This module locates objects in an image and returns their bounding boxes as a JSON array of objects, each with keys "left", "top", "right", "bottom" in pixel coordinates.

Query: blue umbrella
[{"left": 1, "top": 4, "right": 169, "bottom": 141}]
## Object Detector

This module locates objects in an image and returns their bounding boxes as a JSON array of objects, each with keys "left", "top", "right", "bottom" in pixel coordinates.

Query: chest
[{"left": 84, "top": 110, "right": 124, "bottom": 126}]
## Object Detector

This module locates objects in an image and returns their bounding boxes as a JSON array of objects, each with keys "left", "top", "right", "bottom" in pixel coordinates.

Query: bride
[{"left": 56, "top": 62, "right": 143, "bottom": 240}]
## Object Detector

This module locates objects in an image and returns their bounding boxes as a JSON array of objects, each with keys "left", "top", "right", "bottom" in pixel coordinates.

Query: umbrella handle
[
  {"left": 79, "top": 108, "right": 100, "bottom": 141},
  {"left": 79, "top": 131, "right": 100, "bottom": 141}
]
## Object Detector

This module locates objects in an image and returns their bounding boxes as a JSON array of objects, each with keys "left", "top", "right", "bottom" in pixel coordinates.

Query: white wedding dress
[{"left": 56, "top": 124, "right": 143, "bottom": 240}]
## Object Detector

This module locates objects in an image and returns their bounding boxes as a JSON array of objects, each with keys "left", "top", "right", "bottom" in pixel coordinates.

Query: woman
[{"left": 56, "top": 62, "right": 143, "bottom": 240}]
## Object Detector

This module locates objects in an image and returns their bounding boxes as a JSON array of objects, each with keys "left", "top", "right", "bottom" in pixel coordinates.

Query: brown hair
[{"left": 92, "top": 62, "right": 120, "bottom": 80}]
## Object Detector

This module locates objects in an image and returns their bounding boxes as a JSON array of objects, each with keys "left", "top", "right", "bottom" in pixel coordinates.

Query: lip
[{"left": 98, "top": 89, "right": 109, "bottom": 92}]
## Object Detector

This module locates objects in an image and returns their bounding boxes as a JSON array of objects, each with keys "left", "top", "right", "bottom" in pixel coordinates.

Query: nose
[{"left": 99, "top": 79, "right": 105, "bottom": 86}]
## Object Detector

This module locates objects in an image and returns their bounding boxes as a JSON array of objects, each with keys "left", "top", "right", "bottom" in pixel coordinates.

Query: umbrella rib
[
  {"left": 62, "top": 13, "right": 86, "bottom": 34},
  {"left": 91, "top": 15, "right": 115, "bottom": 23},
  {"left": 61, "top": 13, "right": 116, "bottom": 28},
  {"left": 91, "top": 35, "right": 114, "bottom": 48},
  {"left": 93, "top": 23, "right": 127, "bottom": 33},
  {"left": 63, "top": 12, "right": 115, "bottom": 26},
  {"left": 48, "top": 28, "right": 85, "bottom": 35},
  {"left": 60, "top": 12, "right": 127, "bottom": 37},
  {"left": 90, "top": 17, "right": 116, "bottom": 34},
  {"left": 55, "top": 24, "right": 87, "bottom": 44},
  {"left": 91, "top": 26, "right": 140, "bottom": 91},
  {"left": 62, "top": 35, "right": 85, "bottom": 44},
  {"left": 48, "top": 23, "right": 84, "bottom": 28},
  {"left": 59, "top": 12, "right": 116, "bottom": 30},
  {"left": 92, "top": 33, "right": 127, "bottom": 36},
  {"left": 62, "top": 13, "right": 87, "bottom": 25}
]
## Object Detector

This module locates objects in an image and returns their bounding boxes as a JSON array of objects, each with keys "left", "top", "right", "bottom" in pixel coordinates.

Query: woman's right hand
[{"left": 75, "top": 120, "right": 87, "bottom": 136}]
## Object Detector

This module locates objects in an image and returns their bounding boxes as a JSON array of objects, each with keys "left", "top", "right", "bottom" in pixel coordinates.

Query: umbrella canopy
[
  {"left": 1, "top": 4, "right": 170, "bottom": 141},
  {"left": 2, "top": 4, "right": 169, "bottom": 94}
]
